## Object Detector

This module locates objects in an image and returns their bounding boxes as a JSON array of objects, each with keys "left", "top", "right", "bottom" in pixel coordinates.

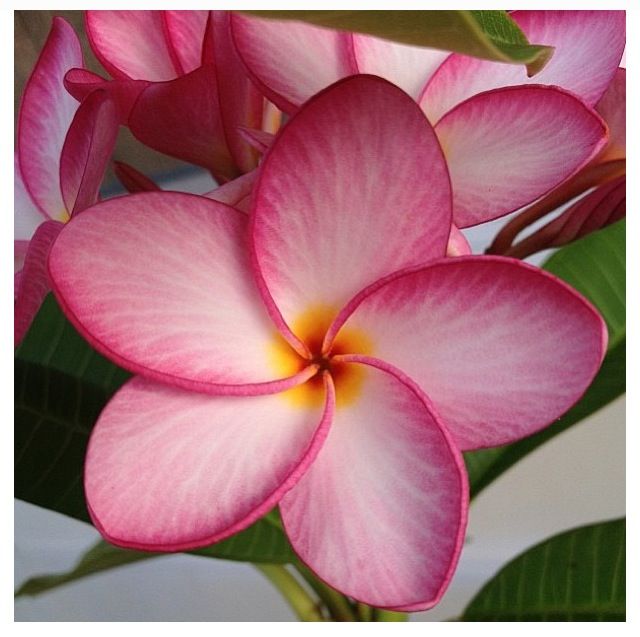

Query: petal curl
[
  {"left": 48, "top": 192, "right": 314, "bottom": 395},
  {"left": 435, "top": 85, "right": 608, "bottom": 227},
  {"left": 421, "top": 10, "right": 626, "bottom": 123},
  {"left": 18, "top": 17, "right": 82, "bottom": 220},
  {"left": 86, "top": 374, "right": 334, "bottom": 551},
  {"left": 251, "top": 75, "right": 451, "bottom": 347},
  {"left": 281, "top": 362, "right": 467, "bottom": 610},
  {"left": 329, "top": 257, "right": 607, "bottom": 450}
]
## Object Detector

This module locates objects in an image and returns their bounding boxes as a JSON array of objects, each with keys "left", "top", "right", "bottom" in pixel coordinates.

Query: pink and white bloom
[
  {"left": 77, "top": 10, "right": 266, "bottom": 182},
  {"left": 48, "top": 77, "right": 606, "bottom": 610},
  {"left": 15, "top": 18, "right": 118, "bottom": 345},
  {"left": 232, "top": 10, "right": 622, "bottom": 227}
]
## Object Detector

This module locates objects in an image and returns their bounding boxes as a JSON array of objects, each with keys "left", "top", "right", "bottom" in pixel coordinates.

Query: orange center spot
[{"left": 267, "top": 305, "right": 373, "bottom": 408}]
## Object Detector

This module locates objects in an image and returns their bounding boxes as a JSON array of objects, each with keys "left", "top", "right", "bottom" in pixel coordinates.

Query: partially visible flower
[
  {"left": 232, "top": 10, "right": 623, "bottom": 229},
  {"left": 70, "top": 10, "right": 270, "bottom": 182},
  {"left": 15, "top": 18, "right": 118, "bottom": 344},
  {"left": 489, "top": 68, "right": 626, "bottom": 258},
  {"left": 48, "top": 77, "right": 606, "bottom": 610}
]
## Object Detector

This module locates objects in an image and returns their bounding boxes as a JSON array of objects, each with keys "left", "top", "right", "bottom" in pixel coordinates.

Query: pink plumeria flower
[
  {"left": 232, "top": 10, "right": 623, "bottom": 229},
  {"left": 71, "top": 10, "right": 268, "bottom": 182},
  {"left": 48, "top": 77, "right": 606, "bottom": 610},
  {"left": 15, "top": 18, "right": 118, "bottom": 345}
]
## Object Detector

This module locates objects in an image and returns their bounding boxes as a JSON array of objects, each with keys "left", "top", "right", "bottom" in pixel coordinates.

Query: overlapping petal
[
  {"left": 435, "top": 86, "right": 608, "bottom": 227},
  {"left": 281, "top": 362, "right": 467, "bottom": 610},
  {"left": 85, "top": 374, "right": 334, "bottom": 551},
  {"left": 251, "top": 75, "right": 451, "bottom": 343},
  {"left": 596, "top": 68, "right": 626, "bottom": 163},
  {"left": 18, "top": 17, "right": 82, "bottom": 220},
  {"left": 231, "top": 13, "right": 356, "bottom": 113},
  {"left": 59, "top": 90, "right": 119, "bottom": 216},
  {"left": 352, "top": 34, "right": 448, "bottom": 100},
  {"left": 14, "top": 153, "right": 45, "bottom": 242},
  {"left": 113, "top": 161, "right": 160, "bottom": 193},
  {"left": 85, "top": 10, "right": 178, "bottom": 81},
  {"left": 48, "top": 192, "right": 316, "bottom": 395},
  {"left": 421, "top": 10, "right": 626, "bottom": 123},
  {"left": 328, "top": 257, "right": 607, "bottom": 450},
  {"left": 163, "top": 10, "right": 209, "bottom": 74}
]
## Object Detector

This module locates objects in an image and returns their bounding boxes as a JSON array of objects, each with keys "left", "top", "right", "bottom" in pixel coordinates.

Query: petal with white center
[
  {"left": 281, "top": 361, "right": 467, "bottom": 610},
  {"left": 48, "top": 192, "right": 315, "bottom": 395},
  {"left": 329, "top": 257, "right": 607, "bottom": 450},
  {"left": 86, "top": 374, "right": 334, "bottom": 551}
]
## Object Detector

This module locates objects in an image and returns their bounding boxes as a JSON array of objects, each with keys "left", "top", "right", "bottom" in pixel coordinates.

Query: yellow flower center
[{"left": 268, "top": 305, "right": 372, "bottom": 408}]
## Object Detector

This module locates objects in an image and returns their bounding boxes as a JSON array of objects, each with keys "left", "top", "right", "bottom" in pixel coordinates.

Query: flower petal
[
  {"left": 203, "top": 170, "right": 256, "bottom": 213},
  {"left": 435, "top": 85, "right": 608, "bottom": 227},
  {"left": 231, "top": 13, "right": 356, "bottom": 114},
  {"left": 86, "top": 373, "right": 334, "bottom": 551},
  {"left": 352, "top": 34, "right": 448, "bottom": 100},
  {"left": 85, "top": 10, "right": 178, "bottom": 81},
  {"left": 251, "top": 75, "right": 451, "bottom": 343},
  {"left": 281, "top": 361, "right": 467, "bottom": 610},
  {"left": 596, "top": 68, "right": 626, "bottom": 163},
  {"left": 113, "top": 161, "right": 161, "bottom": 193},
  {"left": 59, "top": 91, "right": 119, "bottom": 216},
  {"left": 329, "top": 257, "right": 607, "bottom": 451},
  {"left": 421, "top": 10, "right": 626, "bottom": 123},
  {"left": 163, "top": 10, "right": 209, "bottom": 74},
  {"left": 14, "top": 153, "right": 46, "bottom": 242},
  {"left": 15, "top": 220, "right": 63, "bottom": 346},
  {"left": 48, "top": 192, "right": 315, "bottom": 395},
  {"left": 18, "top": 17, "right": 82, "bottom": 220}
]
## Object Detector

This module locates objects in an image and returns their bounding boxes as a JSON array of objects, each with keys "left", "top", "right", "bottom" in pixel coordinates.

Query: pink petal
[
  {"left": 231, "top": 13, "right": 356, "bottom": 114},
  {"left": 329, "top": 257, "right": 607, "bottom": 451},
  {"left": 237, "top": 127, "right": 275, "bottom": 154},
  {"left": 204, "top": 12, "right": 264, "bottom": 174},
  {"left": 203, "top": 170, "right": 256, "bottom": 213},
  {"left": 14, "top": 153, "right": 46, "bottom": 241},
  {"left": 163, "top": 10, "right": 209, "bottom": 74},
  {"left": 436, "top": 85, "right": 608, "bottom": 227},
  {"left": 59, "top": 91, "right": 119, "bottom": 216},
  {"left": 85, "top": 10, "right": 178, "bottom": 81},
  {"left": 113, "top": 161, "right": 161, "bottom": 193},
  {"left": 48, "top": 192, "right": 316, "bottom": 395},
  {"left": 252, "top": 75, "right": 451, "bottom": 343},
  {"left": 86, "top": 373, "right": 334, "bottom": 551},
  {"left": 14, "top": 241, "right": 29, "bottom": 276},
  {"left": 14, "top": 220, "right": 63, "bottom": 346},
  {"left": 281, "top": 361, "right": 467, "bottom": 610},
  {"left": 421, "top": 10, "right": 626, "bottom": 123},
  {"left": 446, "top": 223, "right": 471, "bottom": 257},
  {"left": 18, "top": 17, "right": 82, "bottom": 220},
  {"left": 352, "top": 34, "right": 448, "bottom": 100},
  {"left": 128, "top": 65, "right": 239, "bottom": 182},
  {"left": 596, "top": 68, "right": 626, "bottom": 163},
  {"left": 64, "top": 68, "right": 149, "bottom": 124}
]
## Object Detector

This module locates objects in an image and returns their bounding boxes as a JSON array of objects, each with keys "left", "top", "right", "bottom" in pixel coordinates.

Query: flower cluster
[{"left": 15, "top": 10, "right": 624, "bottom": 611}]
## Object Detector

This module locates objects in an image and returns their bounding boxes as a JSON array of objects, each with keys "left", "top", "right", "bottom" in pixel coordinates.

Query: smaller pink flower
[{"left": 48, "top": 76, "right": 606, "bottom": 610}]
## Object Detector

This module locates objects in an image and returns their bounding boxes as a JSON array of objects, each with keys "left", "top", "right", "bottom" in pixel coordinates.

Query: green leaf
[
  {"left": 466, "top": 221, "right": 626, "bottom": 498},
  {"left": 241, "top": 10, "right": 553, "bottom": 75},
  {"left": 15, "top": 296, "right": 295, "bottom": 566},
  {"left": 462, "top": 518, "right": 625, "bottom": 621}
]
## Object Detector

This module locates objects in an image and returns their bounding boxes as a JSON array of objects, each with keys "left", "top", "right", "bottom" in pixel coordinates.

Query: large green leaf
[
  {"left": 242, "top": 10, "right": 553, "bottom": 75},
  {"left": 466, "top": 220, "right": 625, "bottom": 498},
  {"left": 462, "top": 518, "right": 625, "bottom": 621},
  {"left": 15, "top": 296, "right": 295, "bottom": 565}
]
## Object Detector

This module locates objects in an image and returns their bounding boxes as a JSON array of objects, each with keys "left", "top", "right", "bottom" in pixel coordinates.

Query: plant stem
[
  {"left": 373, "top": 609, "right": 409, "bottom": 621},
  {"left": 255, "top": 564, "right": 324, "bottom": 621},
  {"left": 357, "top": 602, "right": 374, "bottom": 621},
  {"left": 293, "top": 563, "right": 357, "bottom": 621}
]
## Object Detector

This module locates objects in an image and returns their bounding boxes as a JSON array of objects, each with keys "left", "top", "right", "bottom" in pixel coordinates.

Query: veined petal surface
[
  {"left": 85, "top": 10, "right": 178, "bottom": 81},
  {"left": 231, "top": 13, "right": 356, "bottom": 113},
  {"left": 59, "top": 91, "right": 119, "bottom": 216},
  {"left": 18, "top": 17, "right": 82, "bottom": 220},
  {"left": 331, "top": 257, "right": 607, "bottom": 450},
  {"left": 352, "top": 34, "right": 448, "bottom": 100},
  {"left": 421, "top": 10, "right": 626, "bottom": 123},
  {"left": 252, "top": 75, "right": 451, "bottom": 335},
  {"left": 163, "top": 10, "right": 209, "bottom": 74},
  {"left": 49, "top": 192, "right": 312, "bottom": 395},
  {"left": 86, "top": 374, "right": 334, "bottom": 551},
  {"left": 281, "top": 362, "right": 467, "bottom": 610},
  {"left": 435, "top": 86, "right": 608, "bottom": 227}
]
